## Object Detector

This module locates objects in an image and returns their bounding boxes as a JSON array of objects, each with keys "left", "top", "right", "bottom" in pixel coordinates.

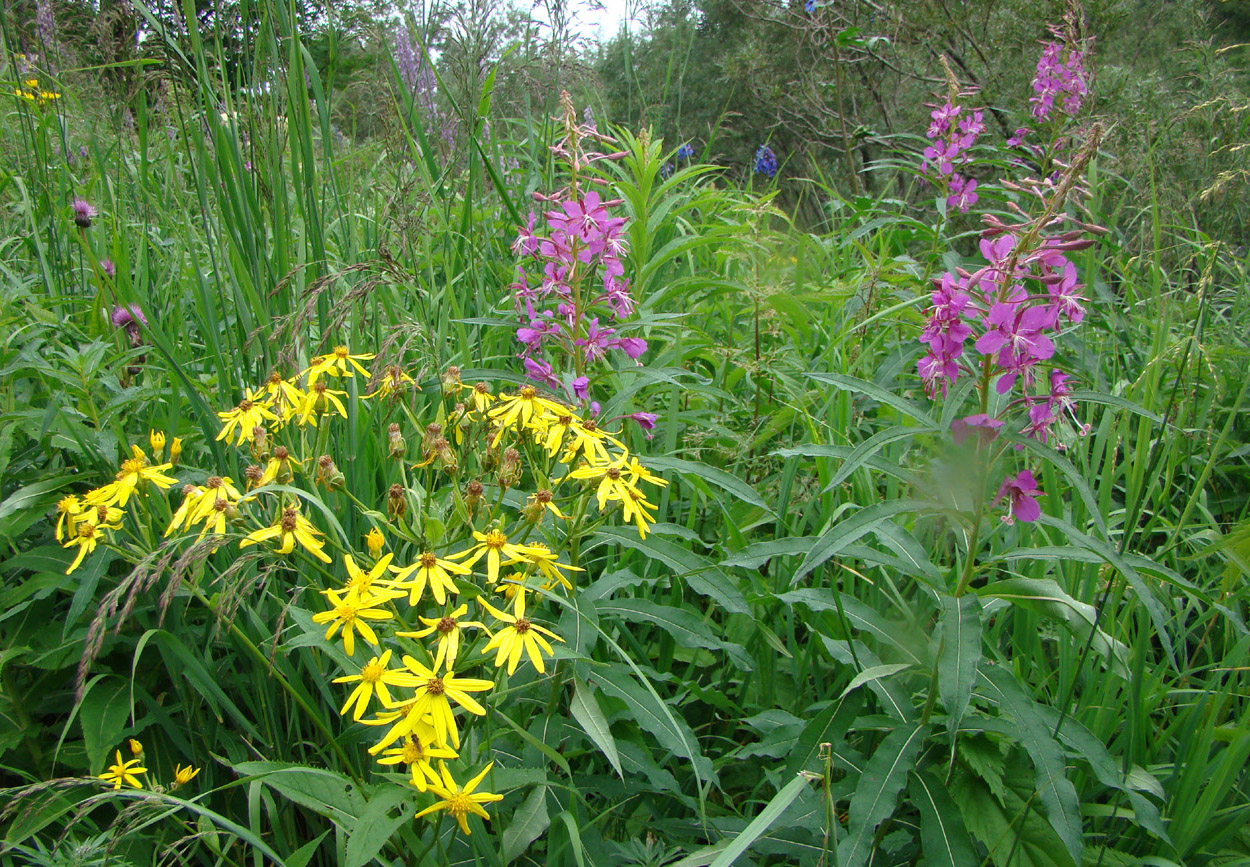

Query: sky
[{"left": 579, "top": 0, "right": 646, "bottom": 43}]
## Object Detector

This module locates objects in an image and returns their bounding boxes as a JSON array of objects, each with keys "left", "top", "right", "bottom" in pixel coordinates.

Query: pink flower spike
[{"left": 993, "top": 470, "right": 1043, "bottom": 523}]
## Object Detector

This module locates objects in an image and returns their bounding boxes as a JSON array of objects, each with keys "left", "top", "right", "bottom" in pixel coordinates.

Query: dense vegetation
[{"left": 1, "top": 0, "right": 1247, "bottom": 865}]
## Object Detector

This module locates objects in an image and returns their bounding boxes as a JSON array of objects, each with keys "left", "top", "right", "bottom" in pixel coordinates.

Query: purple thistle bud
[
  {"left": 72, "top": 197, "right": 96, "bottom": 228},
  {"left": 110, "top": 304, "right": 146, "bottom": 329}
]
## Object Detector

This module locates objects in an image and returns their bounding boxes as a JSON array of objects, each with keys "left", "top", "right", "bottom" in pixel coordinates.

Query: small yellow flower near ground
[
  {"left": 397, "top": 604, "right": 488, "bottom": 672},
  {"left": 388, "top": 551, "right": 470, "bottom": 606},
  {"left": 216, "top": 389, "right": 279, "bottom": 446},
  {"left": 312, "top": 587, "right": 399, "bottom": 656},
  {"left": 480, "top": 593, "right": 564, "bottom": 675},
  {"left": 414, "top": 761, "right": 505, "bottom": 835},
  {"left": 173, "top": 764, "right": 201, "bottom": 788},
  {"left": 398, "top": 657, "right": 494, "bottom": 750},
  {"left": 99, "top": 750, "right": 146, "bottom": 789},
  {"left": 240, "top": 504, "right": 332, "bottom": 563}
]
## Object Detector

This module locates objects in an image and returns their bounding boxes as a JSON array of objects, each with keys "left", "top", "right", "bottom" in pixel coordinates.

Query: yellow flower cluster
[
  {"left": 96, "top": 739, "right": 199, "bottom": 791},
  {"left": 11, "top": 76, "right": 59, "bottom": 106}
]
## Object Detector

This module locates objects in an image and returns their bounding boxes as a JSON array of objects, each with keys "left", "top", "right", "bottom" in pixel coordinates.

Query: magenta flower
[
  {"left": 101, "top": 259, "right": 116, "bottom": 278},
  {"left": 111, "top": 304, "right": 147, "bottom": 347},
  {"left": 72, "top": 197, "right": 96, "bottom": 229},
  {"left": 523, "top": 356, "right": 561, "bottom": 390},
  {"left": 947, "top": 175, "right": 978, "bottom": 213},
  {"left": 993, "top": 470, "right": 1043, "bottom": 523}
]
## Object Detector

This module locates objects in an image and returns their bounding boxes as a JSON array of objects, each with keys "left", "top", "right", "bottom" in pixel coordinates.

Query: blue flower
[
  {"left": 753, "top": 145, "right": 778, "bottom": 178},
  {"left": 676, "top": 142, "right": 694, "bottom": 160},
  {"left": 805, "top": 0, "right": 817, "bottom": 12},
  {"left": 660, "top": 162, "right": 674, "bottom": 179}
]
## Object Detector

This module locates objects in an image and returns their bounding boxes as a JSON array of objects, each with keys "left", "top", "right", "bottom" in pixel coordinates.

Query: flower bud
[
  {"left": 441, "top": 365, "right": 462, "bottom": 397},
  {"left": 316, "top": 455, "right": 344, "bottom": 491},
  {"left": 464, "top": 479, "right": 484, "bottom": 517},
  {"left": 387, "top": 423, "right": 406, "bottom": 459},
  {"left": 244, "top": 464, "right": 264, "bottom": 488},
  {"left": 129, "top": 738, "right": 144, "bottom": 757},
  {"left": 365, "top": 527, "right": 385, "bottom": 559},
  {"left": 251, "top": 425, "right": 268, "bottom": 457},
  {"left": 169, "top": 437, "right": 183, "bottom": 464},
  {"left": 497, "top": 447, "right": 522, "bottom": 490},
  {"left": 387, "top": 483, "right": 407, "bottom": 519},
  {"left": 149, "top": 430, "right": 166, "bottom": 458}
]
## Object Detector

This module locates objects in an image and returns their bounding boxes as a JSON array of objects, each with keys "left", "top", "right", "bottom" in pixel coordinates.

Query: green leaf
[
  {"left": 910, "top": 769, "right": 979, "bottom": 867},
  {"left": 938, "top": 594, "right": 982, "bottom": 735},
  {"left": 794, "top": 499, "right": 930, "bottom": 583},
  {"left": 502, "top": 785, "right": 550, "bottom": 864},
  {"left": 837, "top": 722, "right": 930, "bottom": 867},
  {"left": 708, "top": 774, "right": 813, "bottom": 867},
  {"left": 569, "top": 677, "right": 623, "bottom": 779},
  {"left": 598, "top": 598, "right": 753, "bottom": 670},
  {"left": 646, "top": 455, "right": 775, "bottom": 515},
  {"left": 977, "top": 666, "right": 1083, "bottom": 862},
  {"left": 784, "top": 690, "right": 863, "bottom": 778},
  {"left": 805, "top": 371, "right": 936, "bottom": 426},
  {"left": 839, "top": 663, "right": 913, "bottom": 700},
  {"left": 344, "top": 786, "right": 413, "bottom": 867},
  {"left": 79, "top": 676, "right": 131, "bottom": 773},
  {"left": 721, "top": 537, "right": 817, "bottom": 570},
  {"left": 233, "top": 762, "right": 366, "bottom": 825},
  {"left": 950, "top": 766, "right": 1078, "bottom": 867},
  {"left": 0, "top": 474, "right": 77, "bottom": 523},
  {"left": 825, "top": 424, "right": 938, "bottom": 489},
  {"left": 779, "top": 589, "right": 924, "bottom": 665},
  {"left": 285, "top": 831, "right": 331, "bottom": 867},
  {"left": 592, "top": 527, "right": 748, "bottom": 613},
  {"left": 592, "top": 663, "right": 711, "bottom": 779}
]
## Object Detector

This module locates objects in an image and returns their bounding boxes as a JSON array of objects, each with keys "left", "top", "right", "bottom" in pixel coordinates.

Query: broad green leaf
[
  {"left": 0, "top": 474, "right": 77, "bottom": 522},
  {"left": 79, "top": 676, "right": 131, "bottom": 773},
  {"left": 569, "top": 677, "right": 623, "bottom": 778},
  {"left": 233, "top": 761, "right": 366, "bottom": 824},
  {"left": 708, "top": 774, "right": 813, "bottom": 867},
  {"left": 285, "top": 831, "right": 331, "bottom": 867},
  {"left": 938, "top": 594, "right": 982, "bottom": 736},
  {"left": 839, "top": 663, "right": 913, "bottom": 700},
  {"left": 978, "top": 666, "right": 1082, "bottom": 862},
  {"left": 825, "top": 424, "right": 938, "bottom": 489},
  {"left": 805, "top": 371, "right": 936, "bottom": 425},
  {"left": 646, "top": 455, "right": 775, "bottom": 514},
  {"left": 771, "top": 444, "right": 920, "bottom": 486},
  {"left": 794, "top": 499, "right": 930, "bottom": 583},
  {"left": 951, "top": 766, "right": 1078, "bottom": 867},
  {"left": 837, "top": 722, "right": 930, "bottom": 867},
  {"left": 721, "top": 537, "right": 816, "bottom": 570},
  {"left": 784, "top": 690, "right": 863, "bottom": 778},
  {"left": 344, "top": 786, "right": 413, "bottom": 867},
  {"left": 909, "top": 769, "right": 978, "bottom": 867},
  {"left": 780, "top": 589, "right": 924, "bottom": 665},
  {"left": 592, "top": 663, "right": 711, "bottom": 779},
  {"left": 593, "top": 527, "right": 748, "bottom": 613},
  {"left": 598, "top": 598, "right": 753, "bottom": 670},
  {"left": 502, "top": 785, "right": 550, "bottom": 864}
]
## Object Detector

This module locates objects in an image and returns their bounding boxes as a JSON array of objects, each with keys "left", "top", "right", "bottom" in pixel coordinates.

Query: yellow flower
[
  {"left": 332, "top": 649, "right": 414, "bottom": 720},
  {"left": 526, "top": 489, "right": 567, "bottom": 520},
  {"left": 621, "top": 485, "right": 660, "bottom": 539},
  {"left": 258, "top": 445, "right": 303, "bottom": 486},
  {"left": 149, "top": 430, "right": 166, "bottom": 457},
  {"left": 84, "top": 444, "right": 179, "bottom": 508},
  {"left": 129, "top": 738, "right": 144, "bottom": 757},
  {"left": 480, "top": 593, "right": 564, "bottom": 675},
  {"left": 365, "top": 365, "right": 417, "bottom": 399},
  {"left": 295, "top": 381, "right": 348, "bottom": 427},
  {"left": 414, "top": 761, "right": 504, "bottom": 835},
  {"left": 239, "top": 504, "right": 333, "bottom": 563},
  {"left": 376, "top": 732, "right": 456, "bottom": 792},
  {"left": 487, "top": 386, "right": 568, "bottom": 445},
  {"left": 55, "top": 495, "right": 83, "bottom": 542},
  {"left": 522, "top": 543, "right": 584, "bottom": 592},
  {"left": 262, "top": 370, "right": 306, "bottom": 419},
  {"left": 216, "top": 388, "right": 279, "bottom": 446},
  {"left": 365, "top": 527, "right": 385, "bottom": 560},
  {"left": 397, "top": 657, "right": 494, "bottom": 750},
  {"left": 341, "top": 552, "right": 394, "bottom": 594},
  {"left": 165, "top": 484, "right": 206, "bottom": 536},
  {"left": 560, "top": 419, "right": 621, "bottom": 465},
  {"left": 99, "top": 750, "right": 146, "bottom": 789},
  {"left": 306, "top": 345, "right": 375, "bottom": 385},
  {"left": 169, "top": 437, "right": 183, "bottom": 464},
  {"left": 311, "top": 587, "right": 398, "bottom": 656},
  {"left": 187, "top": 476, "right": 242, "bottom": 534},
  {"left": 463, "top": 381, "right": 496, "bottom": 415},
  {"left": 64, "top": 521, "right": 117, "bottom": 575},
  {"left": 388, "top": 551, "right": 470, "bottom": 606},
  {"left": 173, "top": 764, "right": 201, "bottom": 787},
  {"left": 397, "top": 604, "right": 488, "bottom": 672},
  {"left": 450, "top": 529, "right": 546, "bottom": 585}
]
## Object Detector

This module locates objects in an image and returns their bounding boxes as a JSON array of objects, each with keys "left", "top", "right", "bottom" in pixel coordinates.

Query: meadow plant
[{"left": 753, "top": 144, "right": 778, "bottom": 178}]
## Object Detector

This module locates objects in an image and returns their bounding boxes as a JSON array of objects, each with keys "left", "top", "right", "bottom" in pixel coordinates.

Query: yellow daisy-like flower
[
  {"left": 239, "top": 504, "right": 333, "bottom": 562},
  {"left": 522, "top": 543, "right": 584, "bottom": 592},
  {"left": 365, "top": 365, "right": 418, "bottom": 399},
  {"left": 295, "top": 381, "right": 349, "bottom": 427},
  {"left": 311, "top": 587, "right": 399, "bottom": 657},
  {"left": 463, "top": 381, "right": 496, "bottom": 415},
  {"left": 621, "top": 485, "right": 660, "bottom": 539},
  {"left": 173, "top": 764, "right": 201, "bottom": 788},
  {"left": 558, "top": 419, "right": 617, "bottom": 465},
  {"left": 258, "top": 446, "right": 303, "bottom": 486},
  {"left": 414, "top": 761, "right": 505, "bottom": 836},
  {"left": 84, "top": 444, "right": 179, "bottom": 508},
  {"left": 526, "top": 489, "right": 567, "bottom": 520},
  {"left": 99, "top": 750, "right": 146, "bottom": 789},
  {"left": 216, "top": 388, "right": 279, "bottom": 447},
  {"left": 341, "top": 552, "right": 394, "bottom": 594},
  {"left": 487, "top": 386, "right": 568, "bottom": 445},
  {"left": 332, "top": 649, "right": 414, "bottom": 720},
  {"left": 450, "top": 529, "right": 546, "bottom": 585},
  {"left": 388, "top": 551, "right": 471, "bottom": 606},
  {"left": 480, "top": 593, "right": 564, "bottom": 675},
  {"left": 64, "top": 520, "right": 118, "bottom": 575},
  {"left": 55, "top": 494, "right": 84, "bottom": 542},
  {"left": 397, "top": 657, "right": 494, "bottom": 750},
  {"left": 376, "top": 730, "right": 456, "bottom": 792},
  {"left": 397, "top": 604, "right": 488, "bottom": 672},
  {"left": 262, "top": 370, "right": 307, "bottom": 419},
  {"left": 187, "top": 475, "right": 242, "bottom": 522},
  {"left": 165, "top": 484, "right": 206, "bottom": 536},
  {"left": 306, "top": 345, "right": 375, "bottom": 385}
]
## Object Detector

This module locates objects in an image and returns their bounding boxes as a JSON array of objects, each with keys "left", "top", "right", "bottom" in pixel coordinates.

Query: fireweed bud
[
  {"left": 387, "top": 483, "right": 407, "bottom": 519},
  {"left": 441, "top": 365, "right": 462, "bottom": 397},
  {"left": 387, "top": 423, "right": 406, "bottom": 459}
]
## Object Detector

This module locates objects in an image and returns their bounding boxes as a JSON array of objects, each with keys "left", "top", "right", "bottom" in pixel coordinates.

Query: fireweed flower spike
[
  {"left": 99, "top": 750, "right": 146, "bottom": 789},
  {"left": 414, "top": 761, "right": 504, "bottom": 835}
]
